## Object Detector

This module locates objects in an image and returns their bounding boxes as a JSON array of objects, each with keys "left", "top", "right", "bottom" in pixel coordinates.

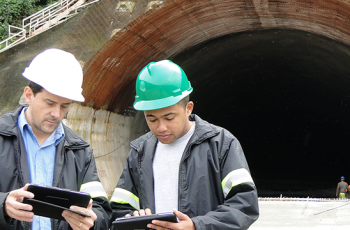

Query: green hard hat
[{"left": 133, "top": 60, "right": 193, "bottom": 111}]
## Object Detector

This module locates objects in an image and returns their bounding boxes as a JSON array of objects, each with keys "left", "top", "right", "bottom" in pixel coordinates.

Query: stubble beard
[{"left": 32, "top": 115, "right": 60, "bottom": 135}]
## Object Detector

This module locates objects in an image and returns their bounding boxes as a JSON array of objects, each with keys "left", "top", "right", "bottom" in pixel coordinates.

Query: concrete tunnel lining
[
  {"left": 86, "top": 28, "right": 350, "bottom": 198},
  {"left": 77, "top": 28, "right": 350, "bottom": 198},
  {"left": 170, "top": 29, "right": 350, "bottom": 198},
  {"left": 81, "top": 0, "right": 350, "bottom": 114},
  {"left": 78, "top": 0, "right": 350, "bottom": 198}
]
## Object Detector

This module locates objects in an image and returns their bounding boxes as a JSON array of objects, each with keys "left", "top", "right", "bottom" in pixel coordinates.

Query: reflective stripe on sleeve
[
  {"left": 110, "top": 188, "right": 140, "bottom": 210},
  {"left": 80, "top": 181, "right": 108, "bottom": 199},
  {"left": 222, "top": 168, "right": 255, "bottom": 197}
]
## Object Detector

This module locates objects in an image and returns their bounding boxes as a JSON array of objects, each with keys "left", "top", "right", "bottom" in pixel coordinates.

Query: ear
[
  {"left": 24, "top": 86, "right": 34, "bottom": 105},
  {"left": 186, "top": 101, "right": 194, "bottom": 116}
]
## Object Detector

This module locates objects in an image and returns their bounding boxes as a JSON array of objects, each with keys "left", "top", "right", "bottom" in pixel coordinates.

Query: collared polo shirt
[{"left": 18, "top": 107, "right": 65, "bottom": 230}]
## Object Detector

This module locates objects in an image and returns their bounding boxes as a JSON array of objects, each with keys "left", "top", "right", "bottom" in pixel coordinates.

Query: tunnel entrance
[{"left": 170, "top": 29, "right": 350, "bottom": 198}]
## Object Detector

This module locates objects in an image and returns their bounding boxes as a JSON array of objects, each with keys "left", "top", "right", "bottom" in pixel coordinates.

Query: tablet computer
[
  {"left": 23, "top": 184, "right": 91, "bottom": 220},
  {"left": 112, "top": 212, "right": 177, "bottom": 230}
]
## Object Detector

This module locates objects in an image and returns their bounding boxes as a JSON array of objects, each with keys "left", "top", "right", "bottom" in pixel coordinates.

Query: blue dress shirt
[{"left": 18, "top": 107, "right": 65, "bottom": 230}]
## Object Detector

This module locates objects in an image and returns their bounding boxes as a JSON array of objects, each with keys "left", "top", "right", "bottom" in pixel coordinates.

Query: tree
[{"left": 0, "top": 0, "right": 55, "bottom": 41}]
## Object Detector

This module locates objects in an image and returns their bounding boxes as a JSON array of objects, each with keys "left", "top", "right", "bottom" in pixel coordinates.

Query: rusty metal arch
[{"left": 80, "top": 0, "right": 350, "bottom": 114}]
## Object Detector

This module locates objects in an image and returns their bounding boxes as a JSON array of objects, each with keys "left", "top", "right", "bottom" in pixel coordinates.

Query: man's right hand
[{"left": 5, "top": 184, "right": 35, "bottom": 222}]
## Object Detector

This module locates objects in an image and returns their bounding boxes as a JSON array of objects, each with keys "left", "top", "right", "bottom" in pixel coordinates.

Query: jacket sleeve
[
  {"left": 110, "top": 150, "right": 139, "bottom": 221},
  {"left": 191, "top": 134, "right": 259, "bottom": 230},
  {"left": 79, "top": 148, "right": 112, "bottom": 230},
  {"left": 0, "top": 192, "right": 15, "bottom": 229}
]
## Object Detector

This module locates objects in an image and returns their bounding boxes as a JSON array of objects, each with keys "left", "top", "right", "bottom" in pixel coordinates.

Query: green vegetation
[{"left": 0, "top": 0, "right": 56, "bottom": 41}]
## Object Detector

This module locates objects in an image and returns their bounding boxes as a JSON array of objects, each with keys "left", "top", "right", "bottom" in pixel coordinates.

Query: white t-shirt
[{"left": 153, "top": 122, "right": 195, "bottom": 213}]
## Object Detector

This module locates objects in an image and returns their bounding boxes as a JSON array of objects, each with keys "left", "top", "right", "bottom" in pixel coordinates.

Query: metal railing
[
  {"left": 0, "top": 0, "right": 99, "bottom": 52},
  {"left": 0, "top": 26, "right": 26, "bottom": 50},
  {"left": 22, "top": 0, "right": 76, "bottom": 36}
]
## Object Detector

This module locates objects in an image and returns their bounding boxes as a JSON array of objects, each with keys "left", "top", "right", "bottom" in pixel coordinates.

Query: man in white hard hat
[{"left": 0, "top": 49, "right": 111, "bottom": 230}]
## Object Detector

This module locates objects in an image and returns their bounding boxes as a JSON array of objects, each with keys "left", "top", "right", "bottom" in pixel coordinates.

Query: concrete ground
[{"left": 249, "top": 200, "right": 350, "bottom": 230}]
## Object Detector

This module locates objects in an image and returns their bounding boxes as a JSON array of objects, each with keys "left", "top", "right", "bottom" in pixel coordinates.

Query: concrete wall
[
  {"left": 64, "top": 103, "right": 148, "bottom": 197},
  {"left": 0, "top": 1, "right": 153, "bottom": 195}
]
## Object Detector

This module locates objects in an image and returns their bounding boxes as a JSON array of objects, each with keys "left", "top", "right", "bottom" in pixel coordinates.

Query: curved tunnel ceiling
[
  {"left": 80, "top": 1, "right": 350, "bottom": 197},
  {"left": 171, "top": 29, "right": 350, "bottom": 197},
  {"left": 81, "top": 0, "right": 350, "bottom": 114}
]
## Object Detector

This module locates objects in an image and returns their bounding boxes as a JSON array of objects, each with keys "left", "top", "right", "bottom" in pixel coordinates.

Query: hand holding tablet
[{"left": 22, "top": 184, "right": 91, "bottom": 220}]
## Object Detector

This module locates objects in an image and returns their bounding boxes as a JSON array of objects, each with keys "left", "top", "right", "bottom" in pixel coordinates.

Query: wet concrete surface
[{"left": 249, "top": 200, "right": 350, "bottom": 229}]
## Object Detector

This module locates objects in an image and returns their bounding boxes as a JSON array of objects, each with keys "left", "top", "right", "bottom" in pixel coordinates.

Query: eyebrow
[{"left": 146, "top": 112, "right": 175, "bottom": 118}]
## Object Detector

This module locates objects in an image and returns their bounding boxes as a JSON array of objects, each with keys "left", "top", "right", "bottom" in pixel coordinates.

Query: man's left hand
[
  {"left": 62, "top": 199, "right": 97, "bottom": 230},
  {"left": 147, "top": 209, "right": 196, "bottom": 230}
]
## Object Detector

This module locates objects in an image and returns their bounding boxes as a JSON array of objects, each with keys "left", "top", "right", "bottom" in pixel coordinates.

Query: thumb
[
  {"left": 22, "top": 183, "right": 30, "bottom": 191},
  {"left": 173, "top": 209, "right": 189, "bottom": 221},
  {"left": 87, "top": 199, "right": 93, "bottom": 210}
]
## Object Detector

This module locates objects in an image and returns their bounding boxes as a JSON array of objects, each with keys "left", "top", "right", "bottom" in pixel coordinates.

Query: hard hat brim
[
  {"left": 22, "top": 73, "right": 85, "bottom": 102},
  {"left": 133, "top": 89, "right": 192, "bottom": 111}
]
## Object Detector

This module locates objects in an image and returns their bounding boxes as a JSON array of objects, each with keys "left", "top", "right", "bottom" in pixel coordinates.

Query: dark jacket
[
  {"left": 0, "top": 107, "right": 112, "bottom": 230},
  {"left": 336, "top": 181, "right": 349, "bottom": 197},
  {"left": 111, "top": 114, "right": 259, "bottom": 230}
]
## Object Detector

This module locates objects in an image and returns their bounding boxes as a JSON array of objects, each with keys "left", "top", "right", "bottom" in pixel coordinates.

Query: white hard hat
[{"left": 22, "top": 48, "right": 85, "bottom": 102}]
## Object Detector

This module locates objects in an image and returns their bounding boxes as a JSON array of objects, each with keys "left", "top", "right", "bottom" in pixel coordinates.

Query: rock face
[{"left": 1, "top": 0, "right": 350, "bottom": 197}]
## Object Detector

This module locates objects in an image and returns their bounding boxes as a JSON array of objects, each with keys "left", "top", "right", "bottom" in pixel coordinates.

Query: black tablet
[
  {"left": 112, "top": 212, "right": 177, "bottom": 230},
  {"left": 23, "top": 184, "right": 91, "bottom": 220}
]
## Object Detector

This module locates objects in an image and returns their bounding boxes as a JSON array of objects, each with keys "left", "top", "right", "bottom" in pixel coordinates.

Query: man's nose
[
  {"left": 50, "top": 106, "right": 61, "bottom": 118},
  {"left": 157, "top": 121, "right": 167, "bottom": 132}
]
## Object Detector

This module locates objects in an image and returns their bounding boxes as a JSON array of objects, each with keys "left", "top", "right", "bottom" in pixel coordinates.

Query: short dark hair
[
  {"left": 28, "top": 81, "right": 43, "bottom": 96},
  {"left": 177, "top": 95, "right": 190, "bottom": 109}
]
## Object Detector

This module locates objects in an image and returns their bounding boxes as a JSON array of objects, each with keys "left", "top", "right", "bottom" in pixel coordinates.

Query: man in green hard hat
[{"left": 110, "top": 60, "right": 259, "bottom": 229}]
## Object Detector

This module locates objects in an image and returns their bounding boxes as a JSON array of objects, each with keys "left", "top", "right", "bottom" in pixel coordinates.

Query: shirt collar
[{"left": 18, "top": 107, "right": 28, "bottom": 135}]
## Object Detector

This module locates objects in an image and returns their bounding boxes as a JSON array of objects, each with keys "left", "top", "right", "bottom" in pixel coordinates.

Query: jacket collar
[
  {"left": 0, "top": 107, "right": 89, "bottom": 149},
  {"left": 188, "top": 114, "right": 220, "bottom": 143},
  {"left": 62, "top": 125, "right": 90, "bottom": 149},
  {"left": 130, "top": 114, "right": 219, "bottom": 150},
  {"left": 0, "top": 107, "right": 23, "bottom": 136}
]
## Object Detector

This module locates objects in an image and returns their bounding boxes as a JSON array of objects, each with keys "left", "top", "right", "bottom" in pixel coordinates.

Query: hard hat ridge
[
  {"left": 133, "top": 60, "right": 193, "bottom": 111},
  {"left": 22, "top": 48, "right": 85, "bottom": 102}
]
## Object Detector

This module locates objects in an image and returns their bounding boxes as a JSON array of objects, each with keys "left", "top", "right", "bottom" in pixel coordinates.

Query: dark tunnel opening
[{"left": 170, "top": 29, "right": 350, "bottom": 198}]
